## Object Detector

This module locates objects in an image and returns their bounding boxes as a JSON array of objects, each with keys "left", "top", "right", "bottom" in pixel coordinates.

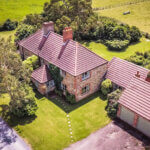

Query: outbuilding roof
[
  {"left": 118, "top": 76, "right": 150, "bottom": 121},
  {"left": 31, "top": 65, "right": 52, "bottom": 83},
  {"left": 19, "top": 30, "right": 107, "bottom": 76},
  {"left": 106, "top": 57, "right": 149, "bottom": 88}
]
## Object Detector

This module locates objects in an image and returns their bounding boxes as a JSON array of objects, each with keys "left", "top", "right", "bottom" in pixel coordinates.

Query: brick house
[
  {"left": 18, "top": 22, "right": 108, "bottom": 102},
  {"left": 106, "top": 57, "right": 150, "bottom": 138}
]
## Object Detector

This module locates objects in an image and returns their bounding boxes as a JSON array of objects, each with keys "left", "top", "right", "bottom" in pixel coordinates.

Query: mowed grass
[
  {"left": 83, "top": 38, "right": 150, "bottom": 61},
  {"left": 92, "top": 0, "right": 132, "bottom": 8},
  {"left": 0, "top": 0, "right": 49, "bottom": 24},
  {"left": 0, "top": 92, "right": 110, "bottom": 150},
  {"left": 97, "top": 1, "right": 150, "bottom": 33}
]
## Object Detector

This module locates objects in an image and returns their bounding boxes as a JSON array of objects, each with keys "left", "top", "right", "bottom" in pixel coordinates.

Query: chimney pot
[
  {"left": 135, "top": 71, "right": 140, "bottom": 78},
  {"left": 63, "top": 27, "right": 73, "bottom": 43},
  {"left": 43, "top": 21, "right": 54, "bottom": 35}
]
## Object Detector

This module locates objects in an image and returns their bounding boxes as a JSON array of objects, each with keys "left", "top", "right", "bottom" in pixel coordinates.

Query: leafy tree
[
  {"left": 106, "top": 89, "right": 121, "bottom": 119},
  {"left": 15, "top": 24, "right": 37, "bottom": 42},
  {"left": 0, "top": 37, "right": 37, "bottom": 117},
  {"left": 101, "top": 79, "right": 112, "bottom": 96},
  {"left": 23, "top": 55, "right": 39, "bottom": 73}
]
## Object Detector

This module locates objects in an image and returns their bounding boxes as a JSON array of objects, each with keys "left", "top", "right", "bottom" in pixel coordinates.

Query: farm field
[
  {"left": 0, "top": 0, "right": 49, "bottom": 24},
  {"left": 95, "top": 1, "right": 150, "bottom": 33},
  {"left": 0, "top": 93, "right": 110, "bottom": 150},
  {"left": 92, "top": 0, "right": 134, "bottom": 8}
]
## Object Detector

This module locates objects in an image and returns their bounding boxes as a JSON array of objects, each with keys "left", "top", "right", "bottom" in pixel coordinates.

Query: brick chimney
[
  {"left": 63, "top": 27, "right": 73, "bottom": 43},
  {"left": 145, "top": 71, "right": 150, "bottom": 82},
  {"left": 43, "top": 21, "right": 54, "bottom": 35},
  {"left": 135, "top": 71, "right": 140, "bottom": 78}
]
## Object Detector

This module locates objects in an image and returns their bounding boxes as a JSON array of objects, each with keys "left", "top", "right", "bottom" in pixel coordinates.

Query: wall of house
[
  {"left": 19, "top": 46, "right": 35, "bottom": 59},
  {"left": 74, "top": 63, "right": 108, "bottom": 101}
]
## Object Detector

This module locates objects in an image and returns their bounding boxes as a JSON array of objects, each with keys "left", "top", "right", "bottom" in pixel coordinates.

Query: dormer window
[
  {"left": 60, "top": 69, "right": 66, "bottom": 77},
  {"left": 82, "top": 71, "right": 90, "bottom": 81}
]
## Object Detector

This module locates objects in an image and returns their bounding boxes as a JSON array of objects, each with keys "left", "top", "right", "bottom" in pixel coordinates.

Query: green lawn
[
  {"left": 84, "top": 38, "right": 150, "bottom": 61},
  {"left": 0, "top": 0, "right": 49, "bottom": 24},
  {"left": 96, "top": 1, "right": 150, "bottom": 33},
  {"left": 0, "top": 92, "right": 110, "bottom": 150},
  {"left": 92, "top": 0, "right": 133, "bottom": 8}
]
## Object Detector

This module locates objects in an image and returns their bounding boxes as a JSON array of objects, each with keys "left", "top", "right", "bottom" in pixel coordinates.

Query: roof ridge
[
  {"left": 74, "top": 42, "right": 78, "bottom": 76},
  {"left": 19, "top": 29, "right": 42, "bottom": 45},
  {"left": 115, "top": 57, "right": 149, "bottom": 71}
]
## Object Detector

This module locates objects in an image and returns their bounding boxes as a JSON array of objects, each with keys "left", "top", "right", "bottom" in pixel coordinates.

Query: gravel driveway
[
  {"left": 65, "top": 119, "right": 150, "bottom": 150},
  {"left": 0, "top": 118, "right": 31, "bottom": 150}
]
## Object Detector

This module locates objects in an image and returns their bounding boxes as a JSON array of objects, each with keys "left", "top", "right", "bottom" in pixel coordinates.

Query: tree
[
  {"left": 15, "top": 24, "right": 37, "bottom": 42},
  {"left": 0, "top": 37, "right": 37, "bottom": 117},
  {"left": 101, "top": 79, "right": 112, "bottom": 96}
]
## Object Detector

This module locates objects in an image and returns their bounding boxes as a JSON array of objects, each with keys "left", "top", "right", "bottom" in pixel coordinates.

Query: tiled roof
[
  {"left": 31, "top": 65, "right": 52, "bottom": 83},
  {"left": 106, "top": 57, "right": 149, "bottom": 88},
  {"left": 19, "top": 30, "right": 108, "bottom": 76},
  {"left": 119, "top": 76, "right": 150, "bottom": 121}
]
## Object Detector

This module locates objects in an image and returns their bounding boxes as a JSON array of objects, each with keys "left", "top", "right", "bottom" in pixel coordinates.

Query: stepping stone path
[{"left": 56, "top": 98, "right": 74, "bottom": 143}]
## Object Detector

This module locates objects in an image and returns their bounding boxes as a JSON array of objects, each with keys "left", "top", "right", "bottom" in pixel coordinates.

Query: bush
[
  {"left": 105, "top": 40, "right": 129, "bottom": 50},
  {"left": 129, "top": 26, "right": 141, "bottom": 43},
  {"left": 23, "top": 55, "right": 39, "bottom": 72},
  {"left": 0, "top": 19, "right": 18, "bottom": 31},
  {"left": 15, "top": 24, "right": 37, "bottom": 42},
  {"left": 101, "top": 79, "right": 112, "bottom": 96},
  {"left": 66, "top": 91, "right": 76, "bottom": 104},
  {"left": 106, "top": 89, "right": 121, "bottom": 119}
]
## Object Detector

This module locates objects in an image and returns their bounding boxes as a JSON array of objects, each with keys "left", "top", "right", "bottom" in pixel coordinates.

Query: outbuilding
[{"left": 117, "top": 76, "right": 150, "bottom": 138}]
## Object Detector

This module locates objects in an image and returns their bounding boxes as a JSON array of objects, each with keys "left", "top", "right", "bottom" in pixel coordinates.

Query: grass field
[
  {"left": 92, "top": 0, "right": 133, "bottom": 8},
  {"left": 94, "top": 0, "right": 150, "bottom": 33},
  {"left": 0, "top": 92, "right": 110, "bottom": 150},
  {"left": 84, "top": 38, "right": 150, "bottom": 61},
  {"left": 0, "top": 0, "right": 49, "bottom": 24}
]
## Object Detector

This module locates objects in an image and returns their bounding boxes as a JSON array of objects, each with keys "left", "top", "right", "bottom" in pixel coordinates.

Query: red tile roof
[
  {"left": 19, "top": 30, "right": 107, "bottom": 76},
  {"left": 119, "top": 76, "right": 150, "bottom": 121},
  {"left": 106, "top": 57, "right": 149, "bottom": 88},
  {"left": 31, "top": 65, "right": 52, "bottom": 83}
]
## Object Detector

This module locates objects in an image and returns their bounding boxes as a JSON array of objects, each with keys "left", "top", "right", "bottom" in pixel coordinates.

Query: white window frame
[
  {"left": 61, "top": 83, "right": 66, "bottom": 91},
  {"left": 82, "top": 71, "right": 90, "bottom": 81},
  {"left": 46, "top": 80, "right": 55, "bottom": 88},
  {"left": 60, "top": 69, "right": 66, "bottom": 77},
  {"left": 82, "top": 85, "right": 90, "bottom": 94}
]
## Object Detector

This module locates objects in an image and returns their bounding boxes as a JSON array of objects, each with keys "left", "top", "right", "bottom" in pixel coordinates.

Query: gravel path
[{"left": 65, "top": 120, "right": 150, "bottom": 150}]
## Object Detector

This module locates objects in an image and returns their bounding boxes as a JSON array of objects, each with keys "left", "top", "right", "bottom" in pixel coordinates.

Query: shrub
[
  {"left": 66, "top": 91, "right": 76, "bottom": 104},
  {"left": 129, "top": 26, "right": 142, "bottom": 43},
  {"left": 101, "top": 79, "right": 112, "bottom": 96},
  {"left": 0, "top": 19, "right": 18, "bottom": 31},
  {"left": 105, "top": 40, "right": 129, "bottom": 50},
  {"left": 23, "top": 55, "right": 39, "bottom": 72},
  {"left": 106, "top": 89, "right": 122, "bottom": 119},
  {"left": 15, "top": 24, "right": 37, "bottom": 42}
]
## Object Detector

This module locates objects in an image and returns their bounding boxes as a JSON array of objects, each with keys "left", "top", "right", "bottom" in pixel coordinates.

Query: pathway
[{"left": 0, "top": 118, "right": 31, "bottom": 150}]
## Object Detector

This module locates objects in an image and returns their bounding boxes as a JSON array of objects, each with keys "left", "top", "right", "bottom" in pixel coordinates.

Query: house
[
  {"left": 18, "top": 22, "right": 108, "bottom": 101},
  {"left": 106, "top": 57, "right": 150, "bottom": 138}
]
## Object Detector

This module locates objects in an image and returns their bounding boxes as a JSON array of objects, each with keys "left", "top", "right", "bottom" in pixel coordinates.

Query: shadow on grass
[
  {"left": 34, "top": 89, "right": 104, "bottom": 113},
  {"left": 113, "top": 118, "right": 150, "bottom": 149},
  {"left": 0, "top": 104, "right": 36, "bottom": 127}
]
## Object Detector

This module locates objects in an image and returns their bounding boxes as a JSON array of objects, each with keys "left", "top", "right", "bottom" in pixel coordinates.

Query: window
[
  {"left": 82, "top": 71, "right": 90, "bottom": 81},
  {"left": 61, "top": 83, "right": 67, "bottom": 91},
  {"left": 82, "top": 85, "right": 90, "bottom": 94},
  {"left": 46, "top": 80, "right": 55, "bottom": 88},
  {"left": 60, "top": 69, "right": 66, "bottom": 77},
  {"left": 40, "top": 59, "right": 44, "bottom": 65},
  {"left": 35, "top": 81, "right": 39, "bottom": 88}
]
